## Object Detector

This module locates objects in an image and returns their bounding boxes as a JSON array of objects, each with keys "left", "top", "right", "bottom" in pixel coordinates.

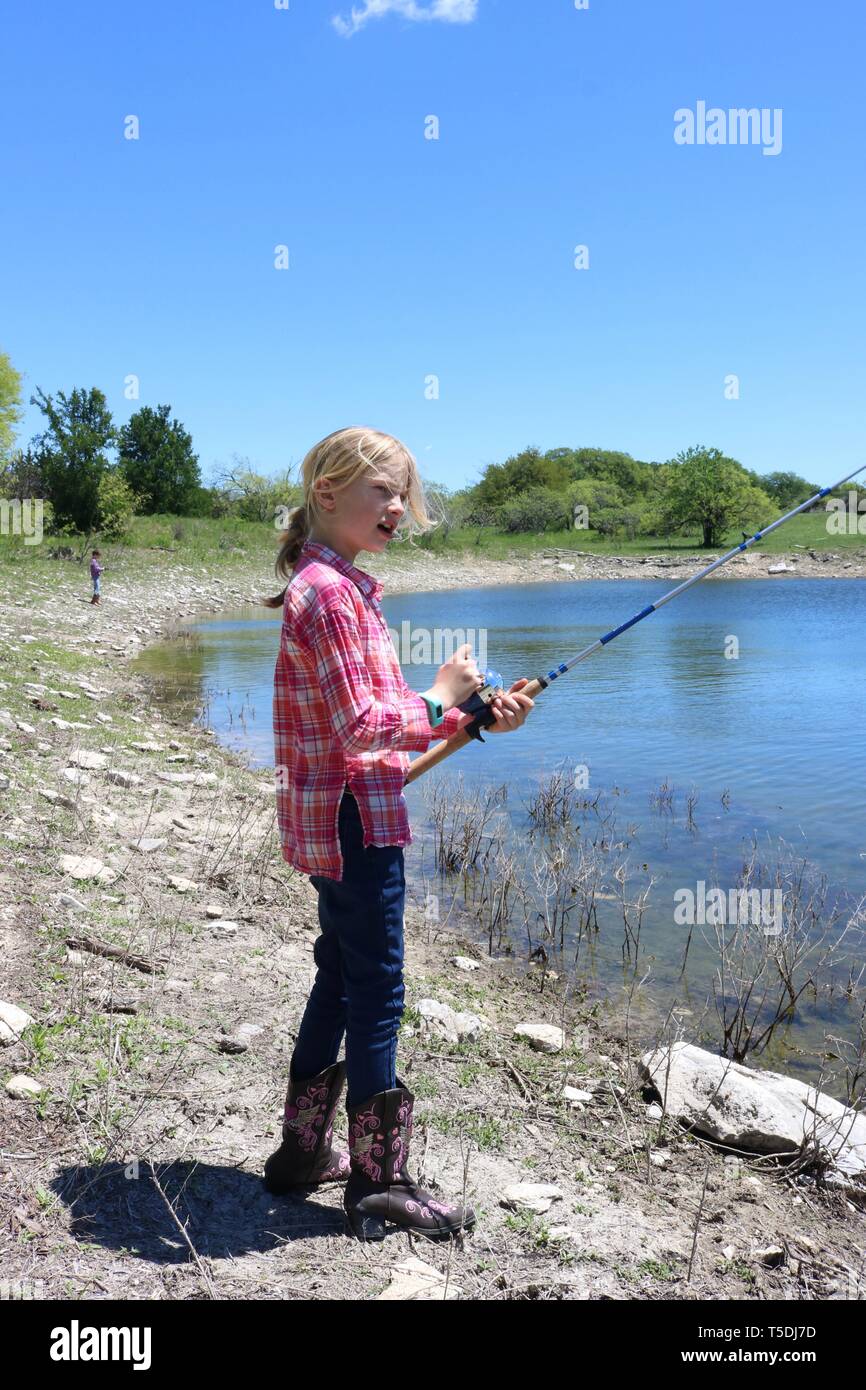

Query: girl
[{"left": 262, "top": 426, "right": 534, "bottom": 1242}]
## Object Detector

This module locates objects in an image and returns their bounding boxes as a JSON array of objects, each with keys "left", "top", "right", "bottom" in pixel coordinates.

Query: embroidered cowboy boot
[
  {"left": 263, "top": 1058, "right": 351, "bottom": 1192},
  {"left": 344, "top": 1078, "right": 476, "bottom": 1241}
]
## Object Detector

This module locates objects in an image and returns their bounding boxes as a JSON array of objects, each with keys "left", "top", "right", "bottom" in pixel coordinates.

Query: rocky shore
[{"left": 0, "top": 552, "right": 864, "bottom": 1301}]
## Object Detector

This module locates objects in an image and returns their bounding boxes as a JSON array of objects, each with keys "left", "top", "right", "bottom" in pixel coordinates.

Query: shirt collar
[{"left": 298, "top": 539, "right": 383, "bottom": 604}]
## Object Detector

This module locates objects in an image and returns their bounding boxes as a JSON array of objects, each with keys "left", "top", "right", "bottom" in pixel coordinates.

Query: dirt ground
[{"left": 1, "top": 553, "right": 864, "bottom": 1301}]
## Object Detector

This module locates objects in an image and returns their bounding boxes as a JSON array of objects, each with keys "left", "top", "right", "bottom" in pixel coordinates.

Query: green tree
[
  {"left": 117, "top": 404, "right": 201, "bottom": 514},
  {"left": 758, "top": 470, "right": 819, "bottom": 509},
  {"left": 661, "top": 446, "right": 773, "bottom": 548},
  {"left": 96, "top": 470, "right": 138, "bottom": 539},
  {"left": 216, "top": 457, "right": 301, "bottom": 524},
  {"left": 474, "top": 446, "right": 569, "bottom": 507},
  {"left": 0, "top": 349, "right": 24, "bottom": 461},
  {"left": 31, "top": 386, "right": 116, "bottom": 532}
]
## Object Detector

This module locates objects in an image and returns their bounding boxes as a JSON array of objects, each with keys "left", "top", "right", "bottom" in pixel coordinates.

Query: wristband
[{"left": 420, "top": 694, "right": 444, "bottom": 728}]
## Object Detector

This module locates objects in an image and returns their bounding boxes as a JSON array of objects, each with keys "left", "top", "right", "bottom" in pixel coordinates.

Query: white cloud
[{"left": 332, "top": 0, "right": 478, "bottom": 39}]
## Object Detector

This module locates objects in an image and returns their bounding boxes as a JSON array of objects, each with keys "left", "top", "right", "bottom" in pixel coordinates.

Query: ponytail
[{"left": 259, "top": 504, "right": 308, "bottom": 607}]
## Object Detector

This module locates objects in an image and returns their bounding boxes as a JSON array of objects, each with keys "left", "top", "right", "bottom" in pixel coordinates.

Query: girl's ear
[{"left": 312, "top": 474, "right": 337, "bottom": 511}]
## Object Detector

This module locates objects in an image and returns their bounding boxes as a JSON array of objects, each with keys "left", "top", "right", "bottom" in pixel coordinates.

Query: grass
[{"left": 1, "top": 507, "right": 864, "bottom": 583}]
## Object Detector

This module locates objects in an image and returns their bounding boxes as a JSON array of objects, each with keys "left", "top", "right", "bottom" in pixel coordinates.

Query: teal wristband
[{"left": 420, "top": 694, "right": 444, "bottom": 728}]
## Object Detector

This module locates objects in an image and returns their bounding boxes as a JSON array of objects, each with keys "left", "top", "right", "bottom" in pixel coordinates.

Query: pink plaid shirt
[{"left": 273, "top": 539, "right": 465, "bottom": 880}]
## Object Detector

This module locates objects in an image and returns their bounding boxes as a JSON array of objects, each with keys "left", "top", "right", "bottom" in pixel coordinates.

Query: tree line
[
  {"left": 0, "top": 350, "right": 300, "bottom": 540},
  {"left": 0, "top": 347, "right": 858, "bottom": 549}
]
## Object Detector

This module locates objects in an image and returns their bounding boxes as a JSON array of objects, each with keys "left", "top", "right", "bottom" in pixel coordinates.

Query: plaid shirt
[{"left": 273, "top": 539, "right": 464, "bottom": 880}]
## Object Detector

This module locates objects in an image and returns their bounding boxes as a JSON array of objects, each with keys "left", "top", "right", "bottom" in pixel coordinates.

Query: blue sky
[{"left": 2, "top": 0, "right": 863, "bottom": 491}]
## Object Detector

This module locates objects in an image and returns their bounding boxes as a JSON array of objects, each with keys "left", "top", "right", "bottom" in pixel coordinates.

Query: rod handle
[{"left": 404, "top": 677, "right": 546, "bottom": 786}]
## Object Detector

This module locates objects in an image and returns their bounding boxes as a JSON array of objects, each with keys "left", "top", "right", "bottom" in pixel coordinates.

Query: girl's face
[{"left": 311, "top": 462, "right": 409, "bottom": 562}]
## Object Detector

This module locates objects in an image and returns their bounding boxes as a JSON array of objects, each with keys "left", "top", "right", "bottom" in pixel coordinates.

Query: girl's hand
[
  {"left": 425, "top": 642, "right": 483, "bottom": 712},
  {"left": 484, "top": 677, "right": 534, "bottom": 734}
]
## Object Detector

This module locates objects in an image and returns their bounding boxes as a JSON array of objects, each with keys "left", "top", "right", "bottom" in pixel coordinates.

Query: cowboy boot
[
  {"left": 344, "top": 1078, "right": 476, "bottom": 1241},
  {"left": 263, "top": 1058, "right": 351, "bottom": 1192}
]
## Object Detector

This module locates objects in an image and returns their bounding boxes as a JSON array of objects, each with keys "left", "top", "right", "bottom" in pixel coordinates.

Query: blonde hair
[{"left": 261, "top": 426, "right": 433, "bottom": 606}]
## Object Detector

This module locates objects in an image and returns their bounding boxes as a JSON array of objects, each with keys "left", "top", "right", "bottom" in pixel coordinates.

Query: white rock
[
  {"left": 450, "top": 956, "right": 480, "bottom": 972},
  {"left": 205, "top": 905, "right": 223, "bottom": 918},
  {"left": 129, "top": 837, "right": 166, "bottom": 854},
  {"left": 212, "top": 920, "right": 239, "bottom": 935},
  {"left": 58, "top": 854, "right": 117, "bottom": 884},
  {"left": 0, "top": 1000, "right": 35, "bottom": 1045},
  {"left": 640, "top": 1042, "right": 866, "bottom": 1195},
  {"left": 767, "top": 563, "right": 792, "bottom": 574},
  {"left": 6, "top": 1073, "right": 46, "bottom": 1100},
  {"left": 68, "top": 750, "right": 108, "bottom": 770},
  {"left": 58, "top": 892, "right": 87, "bottom": 912},
  {"left": 16, "top": 720, "right": 36, "bottom": 734},
  {"left": 417, "top": 997, "right": 487, "bottom": 1044},
  {"left": 104, "top": 770, "right": 142, "bottom": 788},
  {"left": 168, "top": 875, "right": 199, "bottom": 894},
  {"left": 500, "top": 1182, "right": 564, "bottom": 1215},
  {"left": 377, "top": 1256, "right": 462, "bottom": 1301},
  {"left": 513, "top": 1022, "right": 565, "bottom": 1054},
  {"left": 129, "top": 741, "right": 163, "bottom": 753},
  {"left": 562, "top": 1086, "right": 595, "bottom": 1104}
]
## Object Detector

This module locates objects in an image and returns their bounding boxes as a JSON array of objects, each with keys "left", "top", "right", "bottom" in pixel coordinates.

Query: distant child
[{"left": 90, "top": 550, "right": 103, "bottom": 605}]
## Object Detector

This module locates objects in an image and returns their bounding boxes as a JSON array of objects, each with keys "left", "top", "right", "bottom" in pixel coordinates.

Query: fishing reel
[{"left": 457, "top": 667, "right": 505, "bottom": 742}]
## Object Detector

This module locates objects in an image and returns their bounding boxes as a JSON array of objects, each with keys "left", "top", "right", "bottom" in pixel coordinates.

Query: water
[{"left": 134, "top": 578, "right": 866, "bottom": 1084}]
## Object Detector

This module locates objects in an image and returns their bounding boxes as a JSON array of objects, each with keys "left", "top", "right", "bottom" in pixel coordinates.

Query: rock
[
  {"left": 57, "top": 892, "right": 87, "bottom": 913},
  {"left": 129, "top": 741, "right": 163, "bottom": 753},
  {"left": 377, "top": 1256, "right": 462, "bottom": 1301},
  {"left": 557, "top": 562, "right": 575, "bottom": 573},
  {"left": 450, "top": 956, "right": 480, "bottom": 972},
  {"left": 562, "top": 1086, "right": 595, "bottom": 1105},
  {"left": 205, "top": 905, "right": 224, "bottom": 918},
  {"left": 500, "top": 1182, "right": 564, "bottom": 1215},
  {"left": 59, "top": 854, "right": 117, "bottom": 883},
  {"left": 89, "top": 806, "right": 118, "bottom": 829},
  {"left": 513, "top": 1022, "right": 565, "bottom": 1054},
  {"left": 640, "top": 1042, "right": 866, "bottom": 1195},
  {"left": 417, "top": 997, "right": 487, "bottom": 1044},
  {"left": 68, "top": 750, "right": 108, "bottom": 770},
  {"left": 129, "top": 837, "right": 167, "bottom": 854},
  {"left": 167, "top": 753, "right": 190, "bottom": 763},
  {"left": 6, "top": 1073, "right": 47, "bottom": 1100},
  {"left": 61, "top": 768, "right": 90, "bottom": 786},
  {"left": 95, "top": 712, "right": 113, "bottom": 724},
  {"left": 753, "top": 1245, "right": 786, "bottom": 1267},
  {"left": 0, "top": 1000, "right": 35, "bottom": 1045},
  {"left": 15, "top": 720, "right": 36, "bottom": 734},
  {"left": 217, "top": 1024, "right": 263, "bottom": 1053},
  {"left": 156, "top": 771, "right": 218, "bottom": 786},
  {"left": 649, "top": 1149, "right": 670, "bottom": 1167},
  {"left": 646, "top": 1102, "right": 664, "bottom": 1120},
  {"left": 169, "top": 740, "right": 181, "bottom": 751},
  {"left": 104, "top": 769, "right": 142, "bottom": 788},
  {"left": 212, "top": 921, "right": 239, "bottom": 936},
  {"left": 0, "top": 774, "right": 9, "bottom": 791},
  {"left": 168, "top": 875, "right": 199, "bottom": 894},
  {"left": 767, "top": 563, "right": 792, "bottom": 574}
]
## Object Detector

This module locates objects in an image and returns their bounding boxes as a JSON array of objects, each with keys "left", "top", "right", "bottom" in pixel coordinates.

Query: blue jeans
[
  {"left": 92, "top": 576, "right": 101, "bottom": 596},
  {"left": 290, "top": 793, "right": 406, "bottom": 1108}
]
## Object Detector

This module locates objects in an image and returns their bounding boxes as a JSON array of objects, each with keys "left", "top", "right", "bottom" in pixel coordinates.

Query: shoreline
[{"left": 0, "top": 554, "right": 864, "bottom": 1300}]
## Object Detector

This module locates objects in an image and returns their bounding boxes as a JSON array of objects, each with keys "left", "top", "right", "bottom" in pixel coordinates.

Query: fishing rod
[{"left": 405, "top": 463, "right": 866, "bottom": 786}]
